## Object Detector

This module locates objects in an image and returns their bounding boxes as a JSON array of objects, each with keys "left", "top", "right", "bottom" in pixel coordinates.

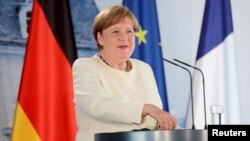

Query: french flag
[{"left": 186, "top": 0, "right": 241, "bottom": 129}]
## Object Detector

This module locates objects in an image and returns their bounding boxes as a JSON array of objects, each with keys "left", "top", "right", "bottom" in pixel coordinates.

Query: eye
[
  {"left": 127, "top": 29, "right": 134, "bottom": 35},
  {"left": 112, "top": 30, "right": 119, "bottom": 34}
]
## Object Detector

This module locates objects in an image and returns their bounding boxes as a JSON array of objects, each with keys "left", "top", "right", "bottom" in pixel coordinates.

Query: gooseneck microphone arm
[
  {"left": 174, "top": 58, "right": 207, "bottom": 130},
  {"left": 163, "top": 58, "right": 196, "bottom": 130}
]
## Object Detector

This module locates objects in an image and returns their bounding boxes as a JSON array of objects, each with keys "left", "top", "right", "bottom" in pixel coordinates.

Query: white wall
[
  {"left": 231, "top": 0, "right": 250, "bottom": 124},
  {"left": 95, "top": 0, "right": 250, "bottom": 126},
  {"left": 157, "top": 0, "right": 203, "bottom": 127}
]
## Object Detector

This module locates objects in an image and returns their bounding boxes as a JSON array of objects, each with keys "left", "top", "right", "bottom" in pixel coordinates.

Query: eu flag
[{"left": 123, "top": 0, "right": 168, "bottom": 111}]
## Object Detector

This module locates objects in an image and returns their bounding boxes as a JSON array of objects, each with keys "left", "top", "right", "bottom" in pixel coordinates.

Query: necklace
[{"left": 98, "top": 54, "right": 131, "bottom": 72}]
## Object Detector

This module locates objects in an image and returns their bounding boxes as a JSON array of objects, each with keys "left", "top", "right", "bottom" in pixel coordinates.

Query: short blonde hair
[{"left": 93, "top": 6, "right": 139, "bottom": 50}]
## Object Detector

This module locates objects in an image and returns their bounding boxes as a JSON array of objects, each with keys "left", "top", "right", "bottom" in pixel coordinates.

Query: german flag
[{"left": 10, "top": 0, "right": 77, "bottom": 140}]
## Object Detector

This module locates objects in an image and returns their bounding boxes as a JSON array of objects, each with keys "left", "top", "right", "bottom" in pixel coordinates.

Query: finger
[
  {"left": 166, "top": 122, "right": 170, "bottom": 130},
  {"left": 163, "top": 120, "right": 171, "bottom": 130},
  {"left": 171, "top": 115, "right": 177, "bottom": 129},
  {"left": 164, "top": 116, "right": 173, "bottom": 130},
  {"left": 167, "top": 114, "right": 177, "bottom": 129},
  {"left": 168, "top": 120, "right": 174, "bottom": 129},
  {"left": 159, "top": 121, "right": 165, "bottom": 130}
]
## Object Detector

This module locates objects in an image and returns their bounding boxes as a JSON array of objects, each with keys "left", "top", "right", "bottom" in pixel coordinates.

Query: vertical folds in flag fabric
[
  {"left": 11, "top": 0, "right": 77, "bottom": 140},
  {"left": 186, "top": 0, "right": 241, "bottom": 128},
  {"left": 123, "top": 0, "right": 168, "bottom": 111}
]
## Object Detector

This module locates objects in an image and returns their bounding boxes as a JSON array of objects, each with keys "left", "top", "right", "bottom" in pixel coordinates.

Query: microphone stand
[
  {"left": 163, "top": 58, "right": 196, "bottom": 130},
  {"left": 174, "top": 58, "right": 207, "bottom": 129}
]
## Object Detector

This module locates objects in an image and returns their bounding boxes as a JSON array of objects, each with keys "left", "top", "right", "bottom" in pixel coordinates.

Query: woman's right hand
[{"left": 142, "top": 104, "right": 177, "bottom": 130}]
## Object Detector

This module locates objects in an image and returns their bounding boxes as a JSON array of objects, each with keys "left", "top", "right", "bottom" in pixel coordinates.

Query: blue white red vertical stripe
[{"left": 186, "top": 0, "right": 241, "bottom": 128}]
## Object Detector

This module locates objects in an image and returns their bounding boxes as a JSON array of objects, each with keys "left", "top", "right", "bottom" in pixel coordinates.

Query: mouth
[{"left": 117, "top": 45, "right": 128, "bottom": 49}]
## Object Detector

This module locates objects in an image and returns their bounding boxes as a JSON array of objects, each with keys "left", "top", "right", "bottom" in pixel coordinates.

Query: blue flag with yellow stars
[{"left": 123, "top": 0, "right": 168, "bottom": 111}]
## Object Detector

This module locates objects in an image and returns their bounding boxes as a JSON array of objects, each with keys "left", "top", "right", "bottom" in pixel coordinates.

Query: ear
[{"left": 97, "top": 32, "right": 104, "bottom": 46}]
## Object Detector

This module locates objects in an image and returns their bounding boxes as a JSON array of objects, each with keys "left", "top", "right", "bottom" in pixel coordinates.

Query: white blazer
[{"left": 73, "top": 55, "right": 163, "bottom": 141}]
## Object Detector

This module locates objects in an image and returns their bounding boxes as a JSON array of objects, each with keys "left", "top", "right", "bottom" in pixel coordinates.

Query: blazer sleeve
[
  {"left": 146, "top": 63, "right": 163, "bottom": 109},
  {"left": 73, "top": 59, "right": 144, "bottom": 124}
]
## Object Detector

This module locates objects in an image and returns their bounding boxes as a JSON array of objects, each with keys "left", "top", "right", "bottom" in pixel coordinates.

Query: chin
[
  {"left": 119, "top": 53, "right": 130, "bottom": 59},
  {"left": 119, "top": 56, "right": 129, "bottom": 61}
]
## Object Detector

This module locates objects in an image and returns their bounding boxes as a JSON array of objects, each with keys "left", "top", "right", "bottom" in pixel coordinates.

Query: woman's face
[{"left": 97, "top": 17, "right": 135, "bottom": 62}]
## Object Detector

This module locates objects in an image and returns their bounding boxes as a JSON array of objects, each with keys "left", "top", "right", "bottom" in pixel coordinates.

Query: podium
[{"left": 95, "top": 129, "right": 208, "bottom": 141}]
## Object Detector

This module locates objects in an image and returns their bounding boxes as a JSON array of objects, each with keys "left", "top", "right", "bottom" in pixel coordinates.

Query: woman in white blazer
[{"left": 73, "top": 6, "right": 177, "bottom": 141}]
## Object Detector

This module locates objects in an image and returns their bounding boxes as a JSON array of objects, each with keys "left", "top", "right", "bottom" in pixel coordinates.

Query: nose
[{"left": 118, "top": 32, "right": 129, "bottom": 41}]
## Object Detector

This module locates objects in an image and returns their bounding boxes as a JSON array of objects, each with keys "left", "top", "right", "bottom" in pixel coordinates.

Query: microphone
[
  {"left": 163, "top": 58, "right": 196, "bottom": 130},
  {"left": 174, "top": 58, "right": 207, "bottom": 130}
]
